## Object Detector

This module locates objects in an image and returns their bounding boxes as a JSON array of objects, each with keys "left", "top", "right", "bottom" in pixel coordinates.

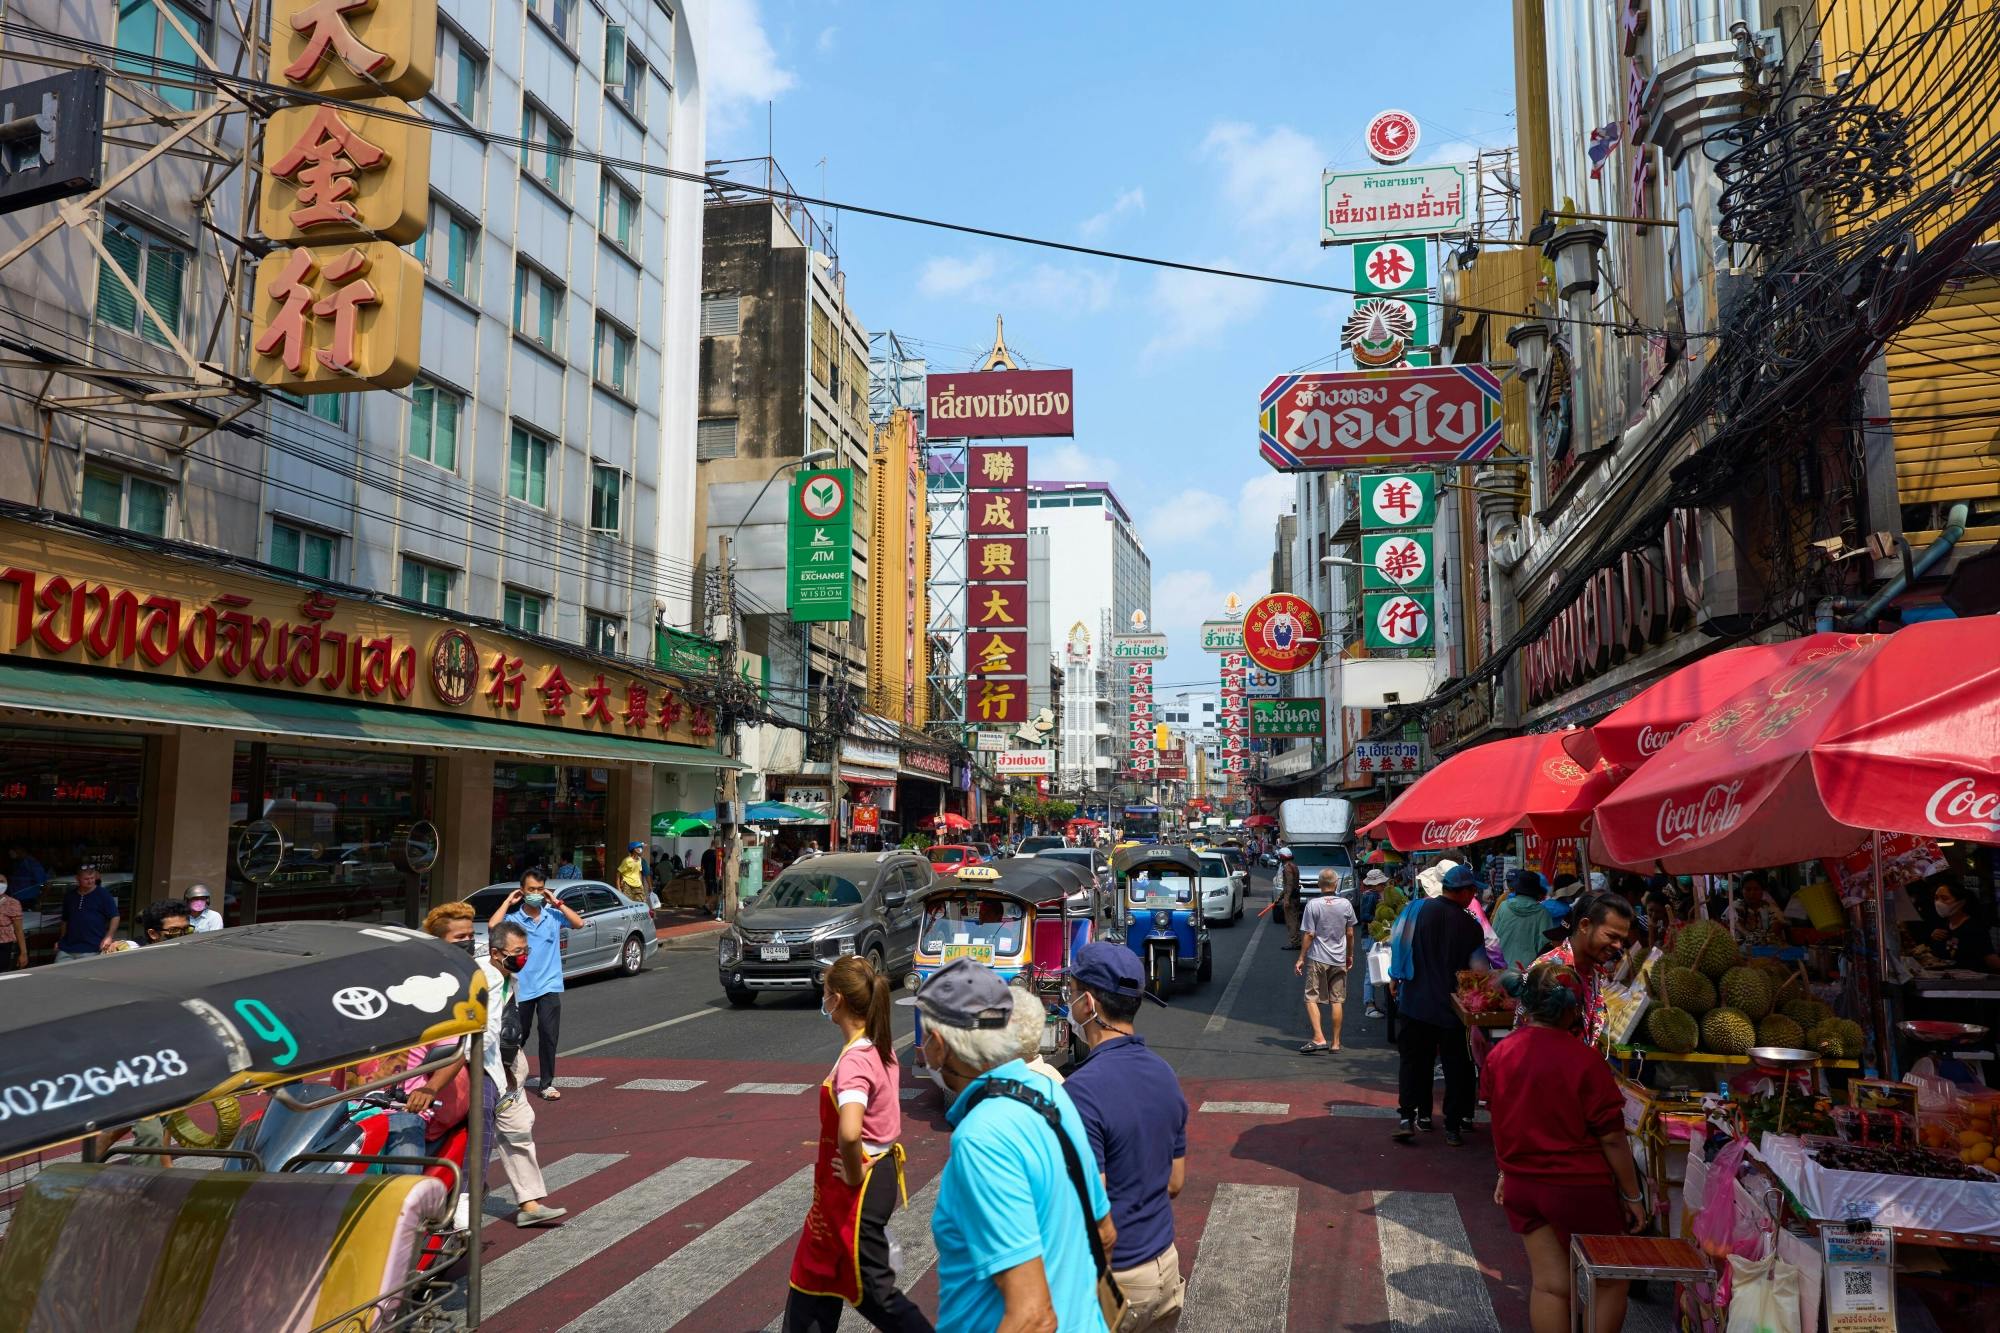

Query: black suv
[{"left": 716, "top": 851, "right": 932, "bottom": 1006}]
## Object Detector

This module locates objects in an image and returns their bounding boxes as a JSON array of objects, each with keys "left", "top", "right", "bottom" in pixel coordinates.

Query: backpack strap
[{"left": 962, "top": 1077, "right": 1120, "bottom": 1292}]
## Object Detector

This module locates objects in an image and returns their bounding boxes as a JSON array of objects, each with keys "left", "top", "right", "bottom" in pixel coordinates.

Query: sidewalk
[{"left": 651, "top": 906, "right": 724, "bottom": 947}]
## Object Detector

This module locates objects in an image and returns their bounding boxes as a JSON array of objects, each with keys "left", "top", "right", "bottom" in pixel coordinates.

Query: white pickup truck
[{"left": 1277, "top": 798, "right": 1357, "bottom": 903}]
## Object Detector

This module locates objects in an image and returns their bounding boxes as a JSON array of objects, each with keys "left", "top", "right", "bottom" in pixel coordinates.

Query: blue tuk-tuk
[
  {"left": 907, "top": 859, "right": 1099, "bottom": 1065},
  {"left": 1113, "top": 844, "right": 1212, "bottom": 996}
]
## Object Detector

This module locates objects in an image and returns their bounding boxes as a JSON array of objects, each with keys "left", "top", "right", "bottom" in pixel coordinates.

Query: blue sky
[{"left": 704, "top": 0, "right": 1517, "bottom": 694}]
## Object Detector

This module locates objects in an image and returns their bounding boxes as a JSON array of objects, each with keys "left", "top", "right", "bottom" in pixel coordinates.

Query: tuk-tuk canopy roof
[
  {"left": 0, "top": 922, "right": 485, "bottom": 1160},
  {"left": 1112, "top": 845, "right": 1204, "bottom": 877},
  {"left": 914, "top": 858, "right": 1091, "bottom": 910}
]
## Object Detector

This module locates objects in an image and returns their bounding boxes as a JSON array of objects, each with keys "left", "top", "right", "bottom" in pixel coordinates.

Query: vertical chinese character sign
[
  {"left": 253, "top": 0, "right": 435, "bottom": 392},
  {"left": 966, "top": 445, "right": 1029, "bottom": 725},
  {"left": 1126, "top": 659, "right": 1155, "bottom": 779},
  {"left": 1347, "top": 239, "right": 1432, "bottom": 369},
  {"left": 1360, "top": 471, "right": 1437, "bottom": 651},
  {"left": 787, "top": 468, "right": 855, "bottom": 622},
  {"left": 1218, "top": 651, "right": 1250, "bottom": 792}
]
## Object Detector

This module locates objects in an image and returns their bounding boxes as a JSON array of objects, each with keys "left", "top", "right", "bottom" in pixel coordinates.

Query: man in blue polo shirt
[
  {"left": 902, "top": 958, "right": 1115, "bottom": 1333},
  {"left": 1062, "top": 942, "right": 1188, "bottom": 1332},
  {"left": 488, "top": 870, "right": 586, "bottom": 1098}
]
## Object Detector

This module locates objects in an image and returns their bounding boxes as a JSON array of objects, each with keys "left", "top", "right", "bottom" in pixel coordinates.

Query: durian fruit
[
  {"left": 1781, "top": 998, "right": 1833, "bottom": 1029},
  {"left": 1700, "top": 1006, "right": 1757, "bottom": 1056},
  {"left": 1645, "top": 1006, "right": 1700, "bottom": 1054},
  {"left": 1673, "top": 920, "right": 1742, "bottom": 979},
  {"left": 1718, "top": 967, "right": 1775, "bottom": 1021},
  {"left": 1747, "top": 957, "right": 1790, "bottom": 984},
  {"left": 1659, "top": 965, "right": 1716, "bottom": 1016},
  {"left": 1755, "top": 1014, "right": 1805, "bottom": 1049},
  {"left": 1808, "top": 1017, "right": 1866, "bottom": 1060}
]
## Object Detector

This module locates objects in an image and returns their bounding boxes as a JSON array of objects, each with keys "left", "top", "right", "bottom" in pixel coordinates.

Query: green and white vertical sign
[
  {"left": 1359, "top": 471, "right": 1439, "bottom": 530},
  {"left": 786, "top": 467, "right": 854, "bottom": 622}
]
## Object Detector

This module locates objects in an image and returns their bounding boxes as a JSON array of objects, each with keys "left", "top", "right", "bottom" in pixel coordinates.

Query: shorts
[
  {"left": 1500, "top": 1175, "right": 1625, "bottom": 1250},
  {"left": 1304, "top": 961, "right": 1348, "bottom": 1003}
]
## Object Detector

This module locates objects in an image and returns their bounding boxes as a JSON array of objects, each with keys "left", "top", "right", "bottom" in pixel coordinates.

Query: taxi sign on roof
[{"left": 956, "top": 865, "right": 1001, "bottom": 881}]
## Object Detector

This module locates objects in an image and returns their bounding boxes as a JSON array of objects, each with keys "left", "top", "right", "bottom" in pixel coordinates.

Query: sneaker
[
  {"left": 515, "top": 1204, "right": 567, "bottom": 1227},
  {"left": 1417, "top": 1114, "right": 1434, "bottom": 1133},
  {"left": 1392, "top": 1116, "right": 1416, "bottom": 1143},
  {"left": 1364, "top": 1006, "right": 1386, "bottom": 1019},
  {"left": 1444, "top": 1125, "right": 1465, "bottom": 1147}
]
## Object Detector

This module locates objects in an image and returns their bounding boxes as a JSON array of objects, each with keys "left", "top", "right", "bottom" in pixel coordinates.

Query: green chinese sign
[
  {"left": 1362, "top": 531, "right": 1434, "bottom": 590},
  {"left": 1363, "top": 590, "right": 1436, "bottom": 650},
  {"left": 1359, "top": 471, "right": 1438, "bottom": 531},
  {"left": 1353, "top": 239, "right": 1429, "bottom": 295},
  {"left": 655, "top": 626, "right": 723, "bottom": 675},
  {"left": 787, "top": 468, "right": 854, "bottom": 623},
  {"left": 1249, "top": 697, "right": 1325, "bottom": 738},
  {"left": 1199, "top": 620, "right": 1244, "bottom": 652}
]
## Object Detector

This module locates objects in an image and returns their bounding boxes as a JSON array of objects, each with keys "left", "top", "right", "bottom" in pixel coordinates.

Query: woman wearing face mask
[{"left": 783, "top": 955, "right": 931, "bottom": 1333}]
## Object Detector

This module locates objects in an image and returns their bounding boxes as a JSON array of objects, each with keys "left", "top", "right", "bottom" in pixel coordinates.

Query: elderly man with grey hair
[{"left": 903, "top": 959, "right": 1115, "bottom": 1333}]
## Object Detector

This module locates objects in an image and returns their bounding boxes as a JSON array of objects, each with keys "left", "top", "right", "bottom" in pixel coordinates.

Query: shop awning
[
  {"left": 1357, "top": 730, "right": 1619, "bottom": 852},
  {"left": 0, "top": 660, "right": 740, "bottom": 770}
]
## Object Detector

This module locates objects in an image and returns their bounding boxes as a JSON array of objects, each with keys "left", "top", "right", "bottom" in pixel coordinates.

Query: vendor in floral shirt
[{"left": 1531, "top": 892, "right": 1637, "bottom": 1045}]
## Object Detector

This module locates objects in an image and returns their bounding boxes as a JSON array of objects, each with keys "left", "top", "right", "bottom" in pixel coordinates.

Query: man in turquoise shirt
[{"left": 902, "top": 959, "right": 1114, "bottom": 1332}]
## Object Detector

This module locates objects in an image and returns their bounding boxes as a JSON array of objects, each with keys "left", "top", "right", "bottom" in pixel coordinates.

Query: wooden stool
[{"left": 1569, "top": 1233, "right": 1709, "bottom": 1333}]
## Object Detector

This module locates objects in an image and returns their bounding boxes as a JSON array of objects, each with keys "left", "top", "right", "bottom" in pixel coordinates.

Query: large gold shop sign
[
  {"left": 1520, "top": 509, "right": 1704, "bottom": 708},
  {"left": 0, "top": 520, "right": 713, "bottom": 747},
  {"left": 251, "top": 0, "right": 435, "bottom": 393}
]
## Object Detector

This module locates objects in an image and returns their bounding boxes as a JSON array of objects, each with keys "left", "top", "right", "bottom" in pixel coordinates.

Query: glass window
[
  {"left": 491, "top": 763, "right": 608, "bottom": 882},
  {"left": 919, "top": 898, "right": 1026, "bottom": 960},
  {"left": 605, "top": 26, "right": 645, "bottom": 117},
  {"left": 308, "top": 394, "right": 345, "bottom": 426},
  {"left": 80, "top": 466, "right": 169, "bottom": 536},
  {"left": 408, "top": 379, "right": 462, "bottom": 470},
  {"left": 0, "top": 727, "right": 146, "bottom": 953},
  {"left": 593, "top": 316, "right": 634, "bottom": 395},
  {"left": 228, "top": 745, "right": 436, "bottom": 928},
  {"left": 114, "top": 0, "right": 202, "bottom": 111},
  {"left": 520, "top": 99, "right": 569, "bottom": 195},
  {"left": 435, "top": 22, "right": 484, "bottom": 123},
  {"left": 761, "top": 871, "right": 867, "bottom": 908},
  {"left": 513, "top": 262, "right": 563, "bottom": 351},
  {"left": 503, "top": 586, "right": 545, "bottom": 634},
  {"left": 400, "top": 557, "right": 454, "bottom": 607},
  {"left": 599, "top": 173, "right": 639, "bottom": 254},
  {"left": 530, "top": 0, "right": 575, "bottom": 43},
  {"left": 97, "top": 214, "right": 187, "bottom": 346},
  {"left": 589, "top": 464, "right": 622, "bottom": 532},
  {"left": 584, "top": 610, "right": 620, "bottom": 654},
  {"left": 413, "top": 201, "right": 477, "bottom": 296},
  {"left": 507, "top": 425, "right": 550, "bottom": 507},
  {"left": 270, "top": 520, "right": 336, "bottom": 579}
]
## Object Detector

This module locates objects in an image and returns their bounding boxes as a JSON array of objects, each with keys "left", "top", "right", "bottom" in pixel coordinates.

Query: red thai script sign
[
  {"left": 1241, "top": 593, "right": 1323, "bottom": 675},
  {"left": 1260, "top": 365, "right": 1504, "bottom": 469},
  {"left": 927, "top": 370, "right": 1074, "bottom": 438},
  {"left": 1522, "top": 509, "right": 1703, "bottom": 708}
]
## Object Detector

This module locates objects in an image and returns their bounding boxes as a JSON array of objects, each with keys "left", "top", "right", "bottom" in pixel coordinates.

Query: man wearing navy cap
[
  {"left": 1392, "top": 862, "right": 1489, "bottom": 1146},
  {"left": 1063, "top": 942, "right": 1188, "bottom": 1332}
]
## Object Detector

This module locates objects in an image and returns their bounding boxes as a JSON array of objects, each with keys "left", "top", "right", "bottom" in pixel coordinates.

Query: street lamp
[
  {"left": 1504, "top": 320, "right": 1552, "bottom": 379},
  {"left": 1543, "top": 224, "right": 1606, "bottom": 299}
]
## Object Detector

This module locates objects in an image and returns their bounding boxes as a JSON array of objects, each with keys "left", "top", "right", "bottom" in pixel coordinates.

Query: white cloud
[
  {"left": 1142, "top": 265, "right": 1268, "bottom": 361},
  {"left": 1236, "top": 471, "right": 1295, "bottom": 534},
  {"left": 816, "top": 26, "right": 838, "bottom": 55},
  {"left": 1079, "top": 187, "right": 1146, "bottom": 239},
  {"left": 705, "top": 0, "right": 796, "bottom": 126},
  {"left": 1038, "top": 442, "right": 1120, "bottom": 482},
  {"left": 918, "top": 253, "right": 999, "bottom": 299},
  {"left": 1199, "top": 122, "right": 1326, "bottom": 237},
  {"left": 916, "top": 253, "right": 1114, "bottom": 314},
  {"left": 1149, "top": 562, "right": 1275, "bottom": 650},
  {"left": 1143, "top": 488, "right": 1228, "bottom": 545}
]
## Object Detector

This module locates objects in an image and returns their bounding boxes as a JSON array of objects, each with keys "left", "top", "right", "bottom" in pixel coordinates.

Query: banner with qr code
[{"left": 1821, "top": 1225, "right": 1893, "bottom": 1331}]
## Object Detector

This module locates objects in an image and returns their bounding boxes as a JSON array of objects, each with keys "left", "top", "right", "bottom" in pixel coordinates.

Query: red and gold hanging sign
[{"left": 252, "top": 0, "right": 435, "bottom": 393}]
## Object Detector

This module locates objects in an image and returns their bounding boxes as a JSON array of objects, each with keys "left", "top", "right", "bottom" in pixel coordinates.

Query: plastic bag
[
  {"left": 1723, "top": 1250, "right": 1802, "bottom": 1333},
  {"left": 1693, "top": 1138, "right": 1771, "bottom": 1308}
]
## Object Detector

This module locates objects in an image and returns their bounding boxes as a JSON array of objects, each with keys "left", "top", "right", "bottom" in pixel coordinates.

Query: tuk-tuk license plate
[
  {"left": 941, "top": 943, "right": 994, "bottom": 964},
  {"left": 761, "top": 944, "right": 790, "bottom": 962}
]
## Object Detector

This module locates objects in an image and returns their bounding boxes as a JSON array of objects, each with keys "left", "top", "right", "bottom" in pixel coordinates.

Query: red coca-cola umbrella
[
  {"left": 1562, "top": 633, "right": 1873, "bottom": 772},
  {"left": 1358, "top": 731, "right": 1620, "bottom": 852},
  {"left": 1592, "top": 636, "right": 1888, "bottom": 872},
  {"left": 1811, "top": 617, "right": 2000, "bottom": 843}
]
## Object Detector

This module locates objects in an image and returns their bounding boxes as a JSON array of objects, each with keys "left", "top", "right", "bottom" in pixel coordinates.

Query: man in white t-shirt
[{"left": 1295, "top": 870, "right": 1358, "bottom": 1054}]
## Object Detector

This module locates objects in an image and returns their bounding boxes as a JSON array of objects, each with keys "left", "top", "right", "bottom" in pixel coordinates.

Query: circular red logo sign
[
  {"left": 1364, "top": 110, "right": 1421, "bottom": 165},
  {"left": 1241, "top": 594, "right": 1323, "bottom": 675},
  {"left": 429, "top": 629, "right": 478, "bottom": 706}
]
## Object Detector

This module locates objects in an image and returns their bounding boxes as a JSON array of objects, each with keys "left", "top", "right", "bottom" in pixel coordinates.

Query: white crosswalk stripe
[
  {"left": 551, "top": 1076, "right": 605, "bottom": 1089},
  {"left": 485, "top": 1151, "right": 628, "bottom": 1219},
  {"left": 562, "top": 1165, "right": 815, "bottom": 1330},
  {"left": 616, "top": 1078, "right": 706, "bottom": 1092},
  {"left": 1181, "top": 1182, "right": 1297, "bottom": 1332},
  {"left": 727, "top": 1081, "right": 814, "bottom": 1095},
  {"left": 1372, "top": 1190, "right": 1501, "bottom": 1331},
  {"left": 479, "top": 1156, "right": 749, "bottom": 1316},
  {"left": 1197, "top": 1100, "right": 1290, "bottom": 1115}
]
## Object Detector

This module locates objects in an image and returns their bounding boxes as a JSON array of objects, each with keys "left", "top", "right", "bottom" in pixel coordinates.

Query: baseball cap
[
  {"left": 629, "top": 841, "right": 646, "bottom": 852},
  {"left": 895, "top": 957, "right": 1015, "bottom": 1029},
  {"left": 1276, "top": 847, "right": 1293, "bottom": 859},
  {"left": 1066, "top": 941, "right": 1167, "bottom": 1007},
  {"left": 1363, "top": 868, "right": 1390, "bottom": 886},
  {"left": 1441, "top": 864, "right": 1477, "bottom": 892}
]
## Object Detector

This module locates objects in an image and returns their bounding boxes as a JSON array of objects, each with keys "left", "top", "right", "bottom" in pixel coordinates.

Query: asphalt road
[{"left": 554, "top": 869, "right": 1399, "bottom": 1090}]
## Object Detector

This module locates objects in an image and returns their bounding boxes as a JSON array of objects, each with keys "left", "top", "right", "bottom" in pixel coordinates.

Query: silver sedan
[{"left": 466, "top": 880, "right": 660, "bottom": 980}]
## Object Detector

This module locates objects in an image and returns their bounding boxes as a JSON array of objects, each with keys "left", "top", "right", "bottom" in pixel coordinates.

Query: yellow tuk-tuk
[{"left": 0, "top": 921, "right": 491, "bottom": 1330}]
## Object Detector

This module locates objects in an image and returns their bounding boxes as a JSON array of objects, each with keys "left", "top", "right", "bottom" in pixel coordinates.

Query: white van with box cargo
[{"left": 1277, "top": 798, "right": 1357, "bottom": 906}]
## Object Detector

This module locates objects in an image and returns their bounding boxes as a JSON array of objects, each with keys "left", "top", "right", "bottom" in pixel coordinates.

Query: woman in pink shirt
[{"left": 783, "top": 955, "right": 932, "bottom": 1333}]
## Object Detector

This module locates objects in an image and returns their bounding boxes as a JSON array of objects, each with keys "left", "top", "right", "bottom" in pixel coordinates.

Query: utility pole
[{"left": 713, "top": 533, "right": 742, "bottom": 921}]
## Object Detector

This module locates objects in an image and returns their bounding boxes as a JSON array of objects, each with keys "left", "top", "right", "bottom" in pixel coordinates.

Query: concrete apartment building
[{"left": 0, "top": 0, "right": 719, "bottom": 926}]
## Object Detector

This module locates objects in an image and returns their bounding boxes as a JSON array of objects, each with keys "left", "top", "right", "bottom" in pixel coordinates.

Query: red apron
[{"left": 787, "top": 1056, "right": 906, "bottom": 1305}]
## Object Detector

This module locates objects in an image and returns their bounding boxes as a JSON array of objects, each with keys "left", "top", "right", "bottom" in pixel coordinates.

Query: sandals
[
  {"left": 538, "top": 1086, "right": 562, "bottom": 1101},
  {"left": 1298, "top": 1041, "right": 1330, "bottom": 1055}
]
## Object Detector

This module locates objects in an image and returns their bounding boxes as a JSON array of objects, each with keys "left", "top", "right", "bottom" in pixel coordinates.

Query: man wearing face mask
[
  {"left": 898, "top": 959, "right": 1116, "bottom": 1333},
  {"left": 490, "top": 870, "right": 586, "bottom": 1099},
  {"left": 1060, "top": 943, "right": 1187, "bottom": 1333}
]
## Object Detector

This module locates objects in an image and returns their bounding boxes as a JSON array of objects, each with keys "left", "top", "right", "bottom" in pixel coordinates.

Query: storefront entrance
[{"left": 1, "top": 727, "right": 146, "bottom": 955}]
